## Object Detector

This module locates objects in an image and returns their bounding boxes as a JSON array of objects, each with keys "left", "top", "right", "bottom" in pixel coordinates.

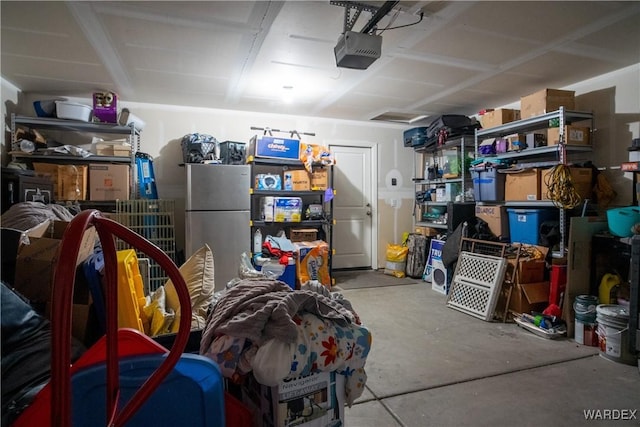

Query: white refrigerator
[{"left": 185, "top": 163, "right": 250, "bottom": 291}]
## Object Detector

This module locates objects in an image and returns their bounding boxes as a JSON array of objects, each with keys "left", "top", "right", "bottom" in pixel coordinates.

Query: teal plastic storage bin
[{"left": 507, "top": 208, "right": 557, "bottom": 245}]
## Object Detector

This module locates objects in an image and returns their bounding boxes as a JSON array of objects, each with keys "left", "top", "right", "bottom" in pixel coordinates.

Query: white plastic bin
[{"left": 55, "top": 101, "right": 92, "bottom": 122}]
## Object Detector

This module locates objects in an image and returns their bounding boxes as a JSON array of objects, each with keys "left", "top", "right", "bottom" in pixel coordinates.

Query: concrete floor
[{"left": 338, "top": 281, "right": 640, "bottom": 427}]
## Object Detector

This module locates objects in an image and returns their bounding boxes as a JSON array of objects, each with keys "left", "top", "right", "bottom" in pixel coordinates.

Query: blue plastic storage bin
[
  {"left": 507, "top": 208, "right": 557, "bottom": 245},
  {"left": 70, "top": 353, "right": 225, "bottom": 426},
  {"left": 471, "top": 166, "right": 505, "bottom": 201}
]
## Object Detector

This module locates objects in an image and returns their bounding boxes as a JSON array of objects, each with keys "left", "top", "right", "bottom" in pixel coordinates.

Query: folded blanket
[{"left": 200, "top": 279, "right": 357, "bottom": 353}]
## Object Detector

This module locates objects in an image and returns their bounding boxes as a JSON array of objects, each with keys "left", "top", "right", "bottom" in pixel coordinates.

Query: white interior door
[{"left": 329, "top": 144, "right": 376, "bottom": 269}]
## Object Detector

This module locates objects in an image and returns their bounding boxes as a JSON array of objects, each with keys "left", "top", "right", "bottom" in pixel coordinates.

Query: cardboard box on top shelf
[
  {"left": 520, "top": 88, "right": 575, "bottom": 119},
  {"left": 311, "top": 168, "right": 329, "bottom": 190},
  {"left": 481, "top": 108, "right": 521, "bottom": 129},
  {"left": 504, "top": 168, "right": 542, "bottom": 201},
  {"left": 541, "top": 167, "right": 593, "bottom": 201},
  {"left": 546, "top": 126, "right": 590, "bottom": 146},
  {"left": 89, "top": 163, "right": 130, "bottom": 201}
]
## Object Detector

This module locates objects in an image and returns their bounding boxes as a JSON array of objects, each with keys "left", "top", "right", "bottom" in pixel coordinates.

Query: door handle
[
  {"left": 366, "top": 203, "right": 371, "bottom": 207},
  {"left": 366, "top": 210, "right": 371, "bottom": 216}
]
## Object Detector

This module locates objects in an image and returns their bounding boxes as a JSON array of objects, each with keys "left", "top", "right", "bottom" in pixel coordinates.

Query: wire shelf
[{"left": 113, "top": 199, "right": 176, "bottom": 292}]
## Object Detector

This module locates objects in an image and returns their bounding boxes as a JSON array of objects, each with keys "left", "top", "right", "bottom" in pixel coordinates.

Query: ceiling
[{"left": 2, "top": 1, "right": 639, "bottom": 126}]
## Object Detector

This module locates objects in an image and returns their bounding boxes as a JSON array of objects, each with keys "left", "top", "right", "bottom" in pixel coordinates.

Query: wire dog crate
[{"left": 113, "top": 199, "right": 176, "bottom": 292}]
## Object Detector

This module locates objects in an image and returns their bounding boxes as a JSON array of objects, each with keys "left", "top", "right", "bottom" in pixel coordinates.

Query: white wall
[{"left": 567, "top": 63, "right": 640, "bottom": 207}]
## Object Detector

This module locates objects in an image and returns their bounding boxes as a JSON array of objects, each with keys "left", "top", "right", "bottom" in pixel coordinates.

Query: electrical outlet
[{"left": 390, "top": 199, "right": 397, "bottom": 207}]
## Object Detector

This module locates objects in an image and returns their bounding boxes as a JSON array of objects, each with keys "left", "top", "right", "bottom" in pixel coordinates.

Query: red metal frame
[{"left": 50, "top": 209, "right": 192, "bottom": 427}]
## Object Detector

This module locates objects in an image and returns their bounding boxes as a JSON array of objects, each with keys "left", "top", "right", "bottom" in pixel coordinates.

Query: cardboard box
[
  {"left": 513, "top": 259, "right": 546, "bottom": 284},
  {"left": 285, "top": 169, "right": 311, "bottom": 191},
  {"left": 46, "top": 301, "right": 98, "bottom": 346},
  {"left": 546, "top": 126, "right": 590, "bottom": 146},
  {"left": 240, "top": 371, "right": 345, "bottom": 427},
  {"left": 414, "top": 226, "right": 439, "bottom": 237},
  {"left": 475, "top": 205, "right": 509, "bottom": 240},
  {"left": 541, "top": 167, "right": 593, "bottom": 200},
  {"left": 95, "top": 142, "right": 131, "bottom": 157},
  {"left": 252, "top": 136, "right": 301, "bottom": 160},
  {"left": 505, "top": 133, "right": 526, "bottom": 151},
  {"left": 508, "top": 281, "right": 550, "bottom": 315},
  {"left": 502, "top": 244, "right": 548, "bottom": 286},
  {"left": 33, "top": 163, "right": 88, "bottom": 201},
  {"left": 290, "top": 228, "right": 318, "bottom": 242},
  {"left": 481, "top": 108, "right": 521, "bottom": 129},
  {"left": 13, "top": 220, "right": 97, "bottom": 305},
  {"left": 520, "top": 88, "right": 575, "bottom": 119},
  {"left": 310, "top": 168, "right": 329, "bottom": 190},
  {"left": 89, "top": 163, "right": 130, "bottom": 200},
  {"left": 504, "top": 169, "right": 541, "bottom": 201}
]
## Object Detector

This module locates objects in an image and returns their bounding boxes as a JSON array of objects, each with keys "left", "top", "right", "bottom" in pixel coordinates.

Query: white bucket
[{"left": 596, "top": 304, "right": 636, "bottom": 365}]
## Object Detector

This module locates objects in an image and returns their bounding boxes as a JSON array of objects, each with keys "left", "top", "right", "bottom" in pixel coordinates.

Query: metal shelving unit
[
  {"left": 474, "top": 107, "right": 594, "bottom": 255},
  {"left": 248, "top": 156, "right": 335, "bottom": 275},
  {"left": 413, "top": 135, "right": 475, "bottom": 230},
  {"left": 248, "top": 157, "right": 335, "bottom": 281},
  {"left": 10, "top": 114, "right": 141, "bottom": 199}
]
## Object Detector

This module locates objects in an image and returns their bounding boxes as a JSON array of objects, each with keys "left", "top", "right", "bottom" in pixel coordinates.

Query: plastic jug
[
  {"left": 598, "top": 273, "right": 621, "bottom": 305},
  {"left": 253, "top": 228, "right": 262, "bottom": 254}
]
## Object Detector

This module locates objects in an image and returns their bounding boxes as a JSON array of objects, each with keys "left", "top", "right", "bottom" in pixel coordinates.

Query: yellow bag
[{"left": 384, "top": 243, "right": 409, "bottom": 278}]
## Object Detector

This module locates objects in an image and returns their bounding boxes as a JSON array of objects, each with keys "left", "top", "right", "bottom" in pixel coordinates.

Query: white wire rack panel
[
  {"left": 113, "top": 199, "right": 176, "bottom": 292},
  {"left": 446, "top": 251, "right": 507, "bottom": 321}
]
